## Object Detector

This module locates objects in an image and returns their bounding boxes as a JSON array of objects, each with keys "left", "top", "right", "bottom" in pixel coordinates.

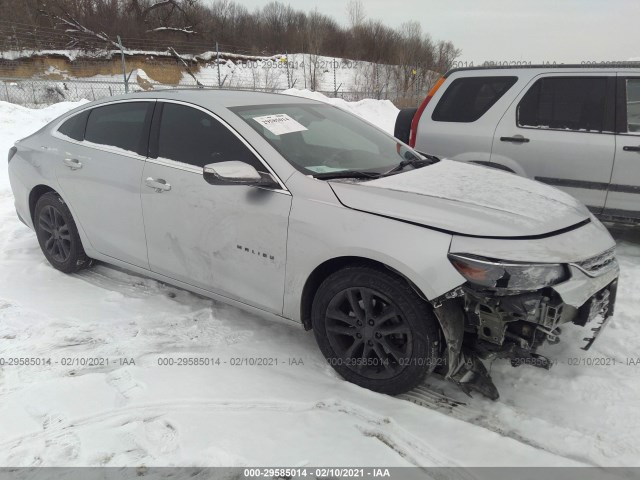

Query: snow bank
[
  {"left": 281, "top": 88, "right": 399, "bottom": 134},
  {"left": 0, "top": 100, "right": 87, "bottom": 190}
]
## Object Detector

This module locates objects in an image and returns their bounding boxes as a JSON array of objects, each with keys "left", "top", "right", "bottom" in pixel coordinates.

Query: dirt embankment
[{"left": 0, "top": 53, "right": 190, "bottom": 84}]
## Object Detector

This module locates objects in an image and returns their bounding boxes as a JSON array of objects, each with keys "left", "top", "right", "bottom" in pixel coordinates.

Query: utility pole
[
  {"left": 216, "top": 42, "right": 221, "bottom": 88},
  {"left": 333, "top": 58, "right": 337, "bottom": 97},
  {"left": 285, "top": 52, "right": 291, "bottom": 89},
  {"left": 117, "top": 35, "right": 128, "bottom": 93}
]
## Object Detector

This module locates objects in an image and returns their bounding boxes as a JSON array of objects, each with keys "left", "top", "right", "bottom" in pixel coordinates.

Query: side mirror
[{"left": 203, "top": 161, "right": 279, "bottom": 188}]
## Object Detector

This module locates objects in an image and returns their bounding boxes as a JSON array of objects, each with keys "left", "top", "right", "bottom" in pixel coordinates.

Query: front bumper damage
[{"left": 430, "top": 251, "right": 619, "bottom": 401}]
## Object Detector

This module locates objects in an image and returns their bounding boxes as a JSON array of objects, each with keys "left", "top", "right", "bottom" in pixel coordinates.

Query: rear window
[
  {"left": 57, "top": 110, "right": 89, "bottom": 141},
  {"left": 432, "top": 76, "right": 517, "bottom": 122},
  {"left": 518, "top": 77, "right": 608, "bottom": 132},
  {"left": 84, "top": 102, "right": 151, "bottom": 154}
]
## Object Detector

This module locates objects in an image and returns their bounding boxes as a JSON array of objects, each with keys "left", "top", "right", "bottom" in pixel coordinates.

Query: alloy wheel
[
  {"left": 325, "top": 287, "right": 413, "bottom": 379},
  {"left": 38, "top": 205, "right": 71, "bottom": 263}
]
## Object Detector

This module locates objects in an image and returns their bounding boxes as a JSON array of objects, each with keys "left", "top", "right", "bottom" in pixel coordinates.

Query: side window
[
  {"left": 432, "top": 76, "right": 518, "bottom": 122},
  {"left": 518, "top": 77, "right": 608, "bottom": 132},
  {"left": 157, "top": 103, "right": 264, "bottom": 171},
  {"left": 57, "top": 110, "right": 89, "bottom": 141},
  {"left": 627, "top": 78, "right": 640, "bottom": 133},
  {"left": 85, "top": 102, "right": 151, "bottom": 154}
]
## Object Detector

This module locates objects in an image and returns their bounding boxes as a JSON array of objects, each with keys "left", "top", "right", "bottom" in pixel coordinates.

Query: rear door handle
[
  {"left": 623, "top": 145, "right": 640, "bottom": 152},
  {"left": 500, "top": 135, "right": 530, "bottom": 144},
  {"left": 145, "top": 177, "right": 171, "bottom": 192},
  {"left": 63, "top": 158, "right": 82, "bottom": 170}
]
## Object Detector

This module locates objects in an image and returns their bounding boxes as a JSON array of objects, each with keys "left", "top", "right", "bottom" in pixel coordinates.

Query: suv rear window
[
  {"left": 518, "top": 77, "right": 608, "bottom": 132},
  {"left": 627, "top": 78, "right": 640, "bottom": 133},
  {"left": 432, "top": 76, "right": 517, "bottom": 122}
]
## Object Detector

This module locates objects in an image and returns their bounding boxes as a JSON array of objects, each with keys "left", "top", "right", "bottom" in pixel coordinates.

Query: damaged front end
[{"left": 429, "top": 248, "right": 619, "bottom": 401}]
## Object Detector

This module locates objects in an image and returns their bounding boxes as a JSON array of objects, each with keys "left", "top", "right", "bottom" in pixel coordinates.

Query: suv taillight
[
  {"left": 409, "top": 77, "right": 446, "bottom": 147},
  {"left": 8, "top": 146, "right": 17, "bottom": 163}
]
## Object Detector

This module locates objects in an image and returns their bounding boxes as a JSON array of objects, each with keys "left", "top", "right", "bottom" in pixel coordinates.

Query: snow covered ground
[
  {"left": 1, "top": 93, "right": 640, "bottom": 469},
  {"left": 18, "top": 51, "right": 394, "bottom": 94}
]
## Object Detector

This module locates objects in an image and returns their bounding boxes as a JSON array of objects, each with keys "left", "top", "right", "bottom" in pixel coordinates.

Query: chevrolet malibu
[{"left": 7, "top": 90, "right": 619, "bottom": 399}]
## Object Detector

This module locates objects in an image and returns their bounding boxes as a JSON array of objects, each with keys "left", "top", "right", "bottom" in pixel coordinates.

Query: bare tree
[
  {"left": 37, "top": 2, "right": 122, "bottom": 49},
  {"left": 7, "top": 0, "right": 460, "bottom": 100},
  {"left": 167, "top": 46, "right": 202, "bottom": 85},
  {"left": 128, "top": 0, "right": 197, "bottom": 35},
  {"left": 347, "top": 0, "right": 365, "bottom": 29}
]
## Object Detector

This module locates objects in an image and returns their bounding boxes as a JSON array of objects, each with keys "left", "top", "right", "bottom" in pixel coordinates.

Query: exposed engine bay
[{"left": 430, "top": 250, "right": 619, "bottom": 400}]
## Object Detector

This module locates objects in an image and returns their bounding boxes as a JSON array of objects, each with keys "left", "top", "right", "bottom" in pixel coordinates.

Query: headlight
[{"left": 448, "top": 253, "right": 568, "bottom": 290}]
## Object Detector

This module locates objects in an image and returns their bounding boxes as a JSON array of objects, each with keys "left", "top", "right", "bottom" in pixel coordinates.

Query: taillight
[
  {"left": 8, "top": 146, "right": 17, "bottom": 163},
  {"left": 409, "top": 77, "right": 446, "bottom": 147}
]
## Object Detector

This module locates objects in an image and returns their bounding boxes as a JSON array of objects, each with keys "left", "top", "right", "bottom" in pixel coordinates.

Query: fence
[{"left": 0, "top": 76, "right": 409, "bottom": 108}]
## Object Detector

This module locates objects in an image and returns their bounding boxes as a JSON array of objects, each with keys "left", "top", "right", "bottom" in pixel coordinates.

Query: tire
[
  {"left": 34, "top": 192, "right": 92, "bottom": 274},
  {"left": 394, "top": 107, "right": 418, "bottom": 144},
  {"left": 311, "top": 265, "right": 440, "bottom": 395}
]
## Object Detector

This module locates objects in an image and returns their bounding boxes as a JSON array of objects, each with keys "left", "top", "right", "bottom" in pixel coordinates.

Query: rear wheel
[
  {"left": 34, "top": 192, "right": 91, "bottom": 273},
  {"left": 312, "top": 266, "right": 440, "bottom": 395}
]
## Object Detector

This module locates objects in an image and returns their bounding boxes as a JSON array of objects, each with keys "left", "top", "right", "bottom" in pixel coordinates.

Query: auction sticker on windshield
[{"left": 253, "top": 114, "right": 308, "bottom": 135}]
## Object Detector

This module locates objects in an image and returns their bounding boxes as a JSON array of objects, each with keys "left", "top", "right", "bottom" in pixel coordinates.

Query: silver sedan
[{"left": 8, "top": 90, "right": 619, "bottom": 399}]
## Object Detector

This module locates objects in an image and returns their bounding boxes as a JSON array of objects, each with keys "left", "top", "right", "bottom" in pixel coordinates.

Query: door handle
[
  {"left": 623, "top": 145, "right": 640, "bottom": 152},
  {"left": 500, "top": 135, "right": 530, "bottom": 144},
  {"left": 145, "top": 177, "right": 171, "bottom": 193},
  {"left": 63, "top": 158, "right": 82, "bottom": 170}
]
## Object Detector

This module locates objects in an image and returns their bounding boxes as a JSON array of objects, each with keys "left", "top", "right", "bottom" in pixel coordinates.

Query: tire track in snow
[
  {"left": 401, "top": 382, "right": 594, "bottom": 467},
  {"left": 0, "top": 398, "right": 467, "bottom": 469}
]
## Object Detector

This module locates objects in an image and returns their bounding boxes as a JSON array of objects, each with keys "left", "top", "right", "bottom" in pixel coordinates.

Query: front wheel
[{"left": 311, "top": 266, "right": 440, "bottom": 395}]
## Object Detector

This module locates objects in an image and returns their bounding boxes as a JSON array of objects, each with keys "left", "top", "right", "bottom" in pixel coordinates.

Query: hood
[{"left": 329, "top": 160, "right": 591, "bottom": 238}]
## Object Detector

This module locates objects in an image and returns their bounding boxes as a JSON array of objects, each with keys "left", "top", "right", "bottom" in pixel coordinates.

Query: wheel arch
[
  {"left": 299, "top": 256, "right": 429, "bottom": 331},
  {"left": 28, "top": 184, "right": 95, "bottom": 256},
  {"left": 28, "top": 184, "right": 57, "bottom": 224}
]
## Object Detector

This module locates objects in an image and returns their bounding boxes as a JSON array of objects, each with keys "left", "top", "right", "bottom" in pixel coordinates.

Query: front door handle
[
  {"left": 500, "top": 135, "right": 530, "bottom": 144},
  {"left": 63, "top": 158, "right": 82, "bottom": 170},
  {"left": 623, "top": 145, "right": 640, "bottom": 152},
  {"left": 145, "top": 177, "right": 171, "bottom": 193}
]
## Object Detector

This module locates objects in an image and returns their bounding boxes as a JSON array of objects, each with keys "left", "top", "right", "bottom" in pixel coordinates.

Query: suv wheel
[
  {"left": 34, "top": 192, "right": 92, "bottom": 274},
  {"left": 311, "top": 266, "right": 440, "bottom": 395}
]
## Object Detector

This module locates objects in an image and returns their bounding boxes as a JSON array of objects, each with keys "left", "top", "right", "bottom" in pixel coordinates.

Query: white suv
[{"left": 395, "top": 64, "right": 640, "bottom": 224}]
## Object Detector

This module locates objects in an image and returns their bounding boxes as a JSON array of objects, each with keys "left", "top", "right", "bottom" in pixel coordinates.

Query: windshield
[{"left": 230, "top": 103, "right": 423, "bottom": 177}]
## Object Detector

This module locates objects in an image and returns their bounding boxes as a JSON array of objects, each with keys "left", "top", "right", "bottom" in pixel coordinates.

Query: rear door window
[
  {"left": 84, "top": 102, "right": 152, "bottom": 154},
  {"left": 626, "top": 78, "right": 640, "bottom": 133},
  {"left": 57, "top": 110, "right": 89, "bottom": 141},
  {"left": 432, "top": 76, "right": 517, "bottom": 122},
  {"left": 517, "top": 77, "right": 609, "bottom": 132}
]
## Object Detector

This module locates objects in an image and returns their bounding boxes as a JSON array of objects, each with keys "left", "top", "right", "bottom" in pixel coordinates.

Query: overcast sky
[{"left": 229, "top": 0, "right": 639, "bottom": 63}]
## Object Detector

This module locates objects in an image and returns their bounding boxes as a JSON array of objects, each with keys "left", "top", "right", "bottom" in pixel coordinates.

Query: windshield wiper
[
  {"left": 313, "top": 153, "right": 440, "bottom": 180},
  {"left": 383, "top": 154, "right": 439, "bottom": 176},
  {"left": 313, "top": 170, "right": 384, "bottom": 180}
]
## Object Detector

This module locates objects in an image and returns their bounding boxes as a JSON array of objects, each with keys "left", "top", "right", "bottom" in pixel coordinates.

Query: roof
[
  {"left": 92, "top": 88, "right": 321, "bottom": 109},
  {"left": 445, "top": 62, "right": 640, "bottom": 77}
]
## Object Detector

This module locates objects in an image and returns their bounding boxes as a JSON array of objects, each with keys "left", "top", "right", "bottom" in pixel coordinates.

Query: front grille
[{"left": 575, "top": 247, "right": 617, "bottom": 276}]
